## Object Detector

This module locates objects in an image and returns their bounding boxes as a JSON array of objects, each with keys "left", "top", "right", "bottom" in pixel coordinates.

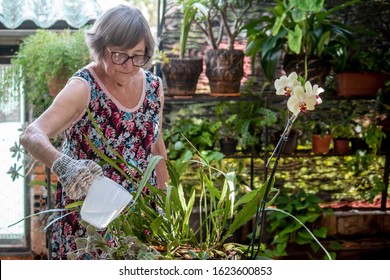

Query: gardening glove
[{"left": 52, "top": 154, "right": 103, "bottom": 200}]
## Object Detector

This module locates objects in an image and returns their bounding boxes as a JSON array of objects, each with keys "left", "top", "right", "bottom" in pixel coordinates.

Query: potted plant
[
  {"left": 192, "top": 0, "right": 255, "bottom": 94},
  {"left": 330, "top": 122, "right": 355, "bottom": 155},
  {"left": 310, "top": 120, "right": 331, "bottom": 155},
  {"left": 329, "top": 104, "right": 357, "bottom": 155},
  {"left": 7, "top": 29, "right": 90, "bottom": 117},
  {"left": 244, "top": 0, "right": 358, "bottom": 85},
  {"left": 161, "top": 1, "right": 203, "bottom": 97},
  {"left": 235, "top": 100, "right": 277, "bottom": 154},
  {"left": 215, "top": 101, "right": 240, "bottom": 155},
  {"left": 331, "top": 0, "right": 390, "bottom": 97},
  {"left": 334, "top": 47, "right": 390, "bottom": 97},
  {"left": 163, "top": 115, "right": 221, "bottom": 159}
]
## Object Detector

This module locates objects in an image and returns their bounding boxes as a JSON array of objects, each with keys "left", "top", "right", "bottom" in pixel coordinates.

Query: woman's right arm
[{"left": 20, "top": 79, "right": 90, "bottom": 168}]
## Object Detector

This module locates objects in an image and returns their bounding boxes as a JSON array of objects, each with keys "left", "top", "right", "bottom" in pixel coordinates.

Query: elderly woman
[{"left": 19, "top": 5, "right": 168, "bottom": 260}]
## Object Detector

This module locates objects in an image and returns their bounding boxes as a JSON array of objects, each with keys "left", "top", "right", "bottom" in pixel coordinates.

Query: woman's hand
[{"left": 52, "top": 154, "right": 103, "bottom": 200}]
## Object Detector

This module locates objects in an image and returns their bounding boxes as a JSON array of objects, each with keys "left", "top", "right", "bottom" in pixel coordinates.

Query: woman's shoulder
[
  {"left": 73, "top": 66, "right": 94, "bottom": 80},
  {"left": 142, "top": 70, "right": 164, "bottom": 103},
  {"left": 143, "top": 69, "right": 162, "bottom": 90},
  {"left": 143, "top": 69, "right": 159, "bottom": 81}
]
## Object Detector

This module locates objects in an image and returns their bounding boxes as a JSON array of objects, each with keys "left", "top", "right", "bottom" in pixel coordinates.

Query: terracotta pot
[
  {"left": 162, "top": 57, "right": 203, "bottom": 97},
  {"left": 312, "top": 134, "right": 332, "bottom": 154},
  {"left": 335, "top": 72, "right": 390, "bottom": 97},
  {"left": 205, "top": 49, "right": 244, "bottom": 94},
  {"left": 333, "top": 138, "right": 350, "bottom": 155}
]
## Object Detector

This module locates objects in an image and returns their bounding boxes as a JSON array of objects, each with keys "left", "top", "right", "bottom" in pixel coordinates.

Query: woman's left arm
[
  {"left": 153, "top": 78, "right": 169, "bottom": 189},
  {"left": 154, "top": 135, "right": 169, "bottom": 189}
]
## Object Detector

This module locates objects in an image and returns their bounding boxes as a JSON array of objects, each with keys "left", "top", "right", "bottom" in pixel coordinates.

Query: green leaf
[
  {"left": 234, "top": 188, "right": 259, "bottom": 208},
  {"left": 134, "top": 155, "right": 164, "bottom": 204},
  {"left": 295, "top": 234, "right": 311, "bottom": 245},
  {"left": 65, "top": 201, "right": 83, "bottom": 209},
  {"left": 173, "top": 141, "right": 184, "bottom": 150},
  {"left": 296, "top": 213, "right": 321, "bottom": 223},
  {"left": 275, "top": 242, "right": 287, "bottom": 255},
  {"left": 290, "top": 0, "right": 324, "bottom": 12},
  {"left": 182, "top": 189, "right": 196, "bottom": 236},
  {"left": 84, "top": 135, "right": 133, "bottom": 182},
  {"left": 273, "top": 233, "right": 289, "bottom": 244},
  {"left": 164, "top": 185, "right": 173, "bottom": 221},
  {"left": 288, "top": 24, "right": 303, "bottom": 54},
  {"left": 317, "top": 30, "right": 330, "bottom": 56},
  {"left": 266, "top": 208, "right": 332, "bottom": 260},
  {"left": 222, "top": 188, "right": 261, "bottom": 242},
  {"left": 329, "top": 241, "right": 342, "bottom": 250},
  {"left": 272, "top": 14, "right": 286, "bottom": 36},
  {"left": 8, "top": 208, "right": 69, "bottom": 228},
  {"left": 177, "top": 184, "right": 188, "bottom": 212},
  {"left": 278, "top": 222, "right": 302, "bottom": 237},
  {"left": 313, "top": 226, "right": 329, "bottom": 238},
  {"left": 28, "top": 179, "right": 47, "bottom": 187},
  {"left": 261, "top": 43, "right": 283, "bottom": 81},
  {"left": 74, "top": 238, "right": 88, "bottom": 250},
  {"left": 166, "top": 160, "right": 180, "bottom": 188},
  {"left": 150, "top": 216, "right": 164, "bottom": 236}
]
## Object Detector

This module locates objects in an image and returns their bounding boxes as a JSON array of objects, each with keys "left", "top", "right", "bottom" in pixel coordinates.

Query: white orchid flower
[
  {"left": 274, "top": 72, "right": 300, "bottom": 96},
  {"left": 287, "top": 81, "right": 322, "bottom": 116},
  {"left": 305, "top": 81, "right": 324, "bottom": 106},
  {"left": 275, "top": 72, "right": 324, "bottom": 116}
]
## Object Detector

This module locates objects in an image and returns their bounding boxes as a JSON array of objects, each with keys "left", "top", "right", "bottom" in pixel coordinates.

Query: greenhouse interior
[{"left": 0, "top": 0, "right": 389, "bottom": 261}]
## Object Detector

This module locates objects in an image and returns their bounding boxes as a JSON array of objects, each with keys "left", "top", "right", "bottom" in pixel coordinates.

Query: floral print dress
[{"left": 50, "top": 68, "right": 162, "bottom": 260}]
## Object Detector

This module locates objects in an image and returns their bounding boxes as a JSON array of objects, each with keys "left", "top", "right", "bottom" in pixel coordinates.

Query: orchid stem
[
  {"left": 266, "top": 115, "right": 297, "bottom": 167},
  {"left": 247, "top": 114, "right": 296, "bottom": 259}
]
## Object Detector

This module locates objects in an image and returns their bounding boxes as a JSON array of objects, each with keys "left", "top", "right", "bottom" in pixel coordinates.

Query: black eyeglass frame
[{"left": 106, "top": 47, "right": 150, "bottom": 67}]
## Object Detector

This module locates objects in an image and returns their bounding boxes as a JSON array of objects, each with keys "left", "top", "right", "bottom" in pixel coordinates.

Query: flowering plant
[
  {"left": 245, "top": 71, "right": 327, "bottom": 259},
  {"left": 267, "top": 72, "right": 323, "bottom": 165}
]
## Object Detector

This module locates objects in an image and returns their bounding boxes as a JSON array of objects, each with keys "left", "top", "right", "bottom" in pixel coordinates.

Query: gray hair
[{"left": 85, "top": 5, "right": 155, "bottom": 69}]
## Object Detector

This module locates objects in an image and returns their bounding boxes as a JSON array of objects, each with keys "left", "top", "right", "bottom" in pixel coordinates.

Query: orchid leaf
[
  {"left": 84, "top": 134, "right": 135, "bottom": 183},
  {"left": 65, "top": 201, "right": 83, "bottom": 208},
  {"left": 150, "top": 216, "right": 164, "bottom": 236},
  {"left": 8, "top": 208, "right": 69, "bottom": 228}
]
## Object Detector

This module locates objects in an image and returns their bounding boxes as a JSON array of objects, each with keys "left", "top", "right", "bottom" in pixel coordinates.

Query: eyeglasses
[{"left": 106, "top": 47, "right": 150, "bottom": 67}]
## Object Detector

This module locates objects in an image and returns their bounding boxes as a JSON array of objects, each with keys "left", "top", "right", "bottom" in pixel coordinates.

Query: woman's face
[{"left": 102, "top": 40, "right": 146, "bottom": 86}]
